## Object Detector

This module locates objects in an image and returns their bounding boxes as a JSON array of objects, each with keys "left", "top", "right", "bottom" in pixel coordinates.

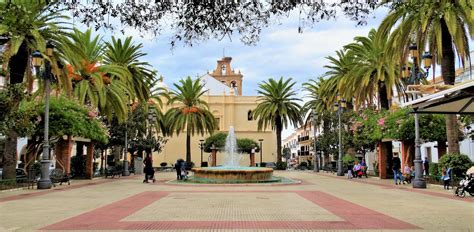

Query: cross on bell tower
[{"left": 209, "top": 56, "right": 243, "bottom": 95}]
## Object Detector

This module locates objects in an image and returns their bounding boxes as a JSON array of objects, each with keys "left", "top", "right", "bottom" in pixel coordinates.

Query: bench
[
  {"left": 105, "top": 166, "right": 122, "bottom": 178},
  {"left": 50, "top": 169, "right": 71, "bottom": 187}
]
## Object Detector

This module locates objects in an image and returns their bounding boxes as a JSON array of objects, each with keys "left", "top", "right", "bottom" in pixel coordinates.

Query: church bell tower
[{"left": 209, "top": 57, "right": 243, "bottom": 95}]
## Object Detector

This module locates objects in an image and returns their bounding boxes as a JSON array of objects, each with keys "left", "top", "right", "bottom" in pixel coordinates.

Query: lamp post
[
  {"left": 312, "top": 109, "right": 319, "bottom": 172},
  {"left": 199, "top": 139, "right": 205, "bottom": 167},
  {"left": 258, "top": 139, "right": 264, "bottom": 167},
  {"left": 32, "top": 41, "right": 55, "bottom": 189},
  {"left": 335, "top": 96, "right": 346, "bottom": 176},
  {"left": 402, "top": 44, "right": 432, "bottom": 189}
]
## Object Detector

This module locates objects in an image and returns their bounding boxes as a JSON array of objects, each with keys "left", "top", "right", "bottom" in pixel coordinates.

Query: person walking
[
  {"left": 361, "top": 158, "right": 368, "bottom": 178},
  {"left": 143, "top": 153, "right": 155, "bottom": 183},
  {"left": 392, "top": 154, "right": 402, "bottom": 185},
  {"left": 423, "top": 157, "right": 430, "bottom": 176},
  {"left": 175, "top": 159, "right": 182, "bottom": 180}
]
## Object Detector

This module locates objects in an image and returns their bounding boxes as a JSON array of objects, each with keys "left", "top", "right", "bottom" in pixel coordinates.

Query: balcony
[{"left": 297, "top": 135, "right": 309, "bottom": 142}]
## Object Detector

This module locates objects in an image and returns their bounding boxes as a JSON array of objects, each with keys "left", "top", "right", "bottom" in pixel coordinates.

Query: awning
[{"left": 402, "top": 81, "right": 474, "bottom": 114}]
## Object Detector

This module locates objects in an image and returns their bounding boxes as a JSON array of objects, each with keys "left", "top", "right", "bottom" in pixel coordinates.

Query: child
[
  {"left": 347, "top": 163, "right": 354, "bottom": 179},
  {"left": 403, "top": 164, "right": 411, "bottom": 184},
  {"left": 442, "top": 167, "right": 451, "bottom": 190}
]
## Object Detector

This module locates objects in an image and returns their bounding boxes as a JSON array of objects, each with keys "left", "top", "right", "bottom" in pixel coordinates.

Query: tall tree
[
  {"left": 377, "top": 0, "right": 474, "bottom": 154},
  {"left": 252, "top": 77, "right": 303, "bottom": 162},
  {"left": 343, "top": 28, "right": 398, "bottom": 110},
  {"left": 104, "top": 36, "right": 156, "bottom": 103},
  {"left": 165, "top": 77, "right": 216, "bottom": 163},
  {"left": 61, "top": 29, "right": 131, "bottom": 122},
  {"left": 0, "top": 2, "right": 68, "bottom": 179}
]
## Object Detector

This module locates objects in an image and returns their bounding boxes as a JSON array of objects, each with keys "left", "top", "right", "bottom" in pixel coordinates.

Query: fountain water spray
[{"left": 223, "top": 126, "right": 243, "bottom": 166}]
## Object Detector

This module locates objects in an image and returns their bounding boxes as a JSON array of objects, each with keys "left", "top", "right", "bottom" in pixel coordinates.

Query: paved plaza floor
[{"left": 0, "top": 171, "right": 473, "bottom": 231}]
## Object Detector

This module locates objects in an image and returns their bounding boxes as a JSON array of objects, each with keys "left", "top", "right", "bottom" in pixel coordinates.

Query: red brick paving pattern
[{"left": 42, "top": 190, "right": 420, "bottom": 230}]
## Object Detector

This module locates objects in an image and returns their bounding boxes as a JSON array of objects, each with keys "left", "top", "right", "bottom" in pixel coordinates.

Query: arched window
[{"left": 247, "top": 110, "right": 253, "bottom": 121}]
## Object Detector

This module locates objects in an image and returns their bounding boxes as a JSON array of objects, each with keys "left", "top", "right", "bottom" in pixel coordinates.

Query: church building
[{"left": 156, "top": 57, "right": 277, "bottom": 167}]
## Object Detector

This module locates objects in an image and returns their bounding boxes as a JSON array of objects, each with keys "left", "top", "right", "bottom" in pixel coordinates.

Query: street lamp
[
  {"left": 312, "top": 109, "right": 319, "bottom": 172},
  {"left": 404, "top": 44, "right": 432, "bottom": 189},
  {"left": 334, "top": 96, "right": 346, "bottom": 176},
  {"left": 199, "top": 139, "right": 205, "bottom": 167},
  {"left": 258, "top": 139, "right": 264, "bottom": 167},
  {"left": 32, "top": 41, "right": 55, "bottom": 189}
]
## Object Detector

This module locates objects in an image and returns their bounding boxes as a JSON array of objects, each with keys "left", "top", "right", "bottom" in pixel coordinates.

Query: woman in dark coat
[{"left": 143, "top": 153, "right": 155, "bottom": 183}]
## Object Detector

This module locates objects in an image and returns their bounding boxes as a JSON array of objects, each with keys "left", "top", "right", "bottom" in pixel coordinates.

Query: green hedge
[{"left": 438, "top": 154, "right": 472, "bottom": 177}]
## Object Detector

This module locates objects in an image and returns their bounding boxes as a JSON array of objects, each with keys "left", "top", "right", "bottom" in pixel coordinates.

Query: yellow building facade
[{"left": 154, "top": 57, "right": 277, "bottom": 167}]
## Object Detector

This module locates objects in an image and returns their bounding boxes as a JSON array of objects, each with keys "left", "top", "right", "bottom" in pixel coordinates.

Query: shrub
[
  {"left": 259, "top": 162, "right": 267, "bottom": 167},
  {"left": 429, "top": 163, "right": 439, "bottom": 177},
  {"left": 276, "top": 161, "right": 287, "bottom": 170},
  {"left": 438, "top": 153, "right": 472, "bottom": 177},
  {"left": 342, "top": 155, "right": 356, "bottom": 165},
  {"left": 160, "top": 162, "right": 167, "bottom": 167}
]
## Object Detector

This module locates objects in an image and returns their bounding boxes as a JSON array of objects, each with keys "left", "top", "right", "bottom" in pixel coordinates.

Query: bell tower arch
[{"left": 209, "top": 57, "right": 243, "bottom": 95}]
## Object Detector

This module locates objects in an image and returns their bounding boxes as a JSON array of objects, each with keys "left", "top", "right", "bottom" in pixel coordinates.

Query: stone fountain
[{"left": 191, "top": 127, "right": 276, "bottom": 183}]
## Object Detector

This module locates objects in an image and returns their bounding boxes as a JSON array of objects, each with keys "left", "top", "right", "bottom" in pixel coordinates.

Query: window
[
  {"left": 247, "top": 110, "right": 253, "bottom": 121},
  {"left": 221, "top": 64, "right": 226, "bottom": 75},
  {"left": 216, "top": 118, "right": 221, "bottom": 131}
]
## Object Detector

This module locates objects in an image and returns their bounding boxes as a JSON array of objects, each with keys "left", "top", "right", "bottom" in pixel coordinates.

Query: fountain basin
[{"left": 191, "top": 167, "right": 275, "bottom": 183}]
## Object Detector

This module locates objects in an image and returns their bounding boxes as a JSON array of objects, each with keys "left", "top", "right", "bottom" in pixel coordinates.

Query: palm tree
[
  {"left": 165, "top": 76, "right": 217, "bottom": 163},
  {"left": 323, "top": 50, "right": 353, "bottom": 105},
  {"left": 104, "top": 36, "right": 156, "bottom": 103},
  {"left": 302, "top": 78, "right": 327, "bottom": 125},
  {"left": 377, "top": 0, "right": 473, "bottom": 154},
  {"left": 0, "top": 2, "right": 69, "bottom": 179},
  {"left": 0, "top": 2, "right": 69, "bottom": 87},
  {"left": 60, "top": 29, "right": 131, "bottom": 122},
  {"left": 252, "top": 77, "right": 303, "bottom": 162},
  {"left": 342, "top": 28, "right": 398, "bottom": 110}
]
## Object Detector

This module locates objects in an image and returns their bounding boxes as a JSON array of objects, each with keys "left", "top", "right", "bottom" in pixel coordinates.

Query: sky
[
  {"left": 97, "top": 8, "right": 389, "bottom": 96},
  {"left": 77, "top": 6, "right": 449, "bottom": 138},
  {"left": 78, "top": 7, "right": 389, "bottom": 138}
]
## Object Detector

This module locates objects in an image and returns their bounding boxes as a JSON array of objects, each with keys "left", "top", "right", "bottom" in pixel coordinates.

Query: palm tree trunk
[
  {"left": 8, "top": 42, "right": 28, "bottom": 85},
  {"left": 276, "top": 115, "right": 283, "bottom": 162},
  {"left": 440, "top": 18, "right": 460, "bottom": 154},
  {"left": 378, "top": 81, "right": 390, "bottom": 110},
  {"left": 437, "top": 140, "right": 447, "bottom": 158},
  {"left": 2, "top": 42, "right": 28, "bottom": 180},
  {"left": 186, "top": 132, "right": 191, "bottom": 163},
  {"left": 2, "top": 130, "right": 18, "bottom": 179},
  {"left": 378, "top": 81, "right": 393, "bottom": 178},
  {"left": 445, "top": 115, "right": 459, "bottom": 154}
]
